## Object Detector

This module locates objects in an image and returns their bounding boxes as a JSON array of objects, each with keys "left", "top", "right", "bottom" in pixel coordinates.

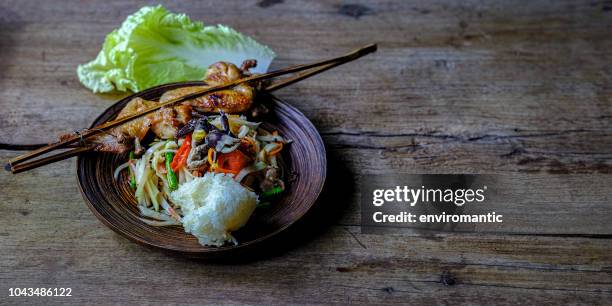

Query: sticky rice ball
[{"left": 170, "top": 172, "right": 258, "bottom": 246}]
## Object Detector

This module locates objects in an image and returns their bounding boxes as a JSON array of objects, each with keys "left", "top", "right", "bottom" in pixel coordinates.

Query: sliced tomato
[{"left": 215, "top": 149, "right": 251, "bottom": 175}]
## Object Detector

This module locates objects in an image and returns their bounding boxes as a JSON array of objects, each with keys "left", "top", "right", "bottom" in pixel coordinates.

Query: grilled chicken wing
[
  {"left": 81, "top": 97, "right": 192, "bottom": 153},
  {"left": 149, "top": 103, "right": 192, "bottom": 139},
  {"left": 159, "top": 60, "right": 256, "bottom": 114}
]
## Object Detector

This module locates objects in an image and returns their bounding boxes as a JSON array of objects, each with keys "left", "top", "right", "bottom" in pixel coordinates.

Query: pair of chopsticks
[{"left": 7, "top": 43, "right": 377, "bottom": 174}]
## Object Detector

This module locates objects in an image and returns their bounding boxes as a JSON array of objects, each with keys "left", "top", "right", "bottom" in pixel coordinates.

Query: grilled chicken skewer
[
  {"left": 62, "top": 60, "right": 258, "bottom": 153},
  {"left": 8, "top": 43, "right": 378, "bottom": 174}
]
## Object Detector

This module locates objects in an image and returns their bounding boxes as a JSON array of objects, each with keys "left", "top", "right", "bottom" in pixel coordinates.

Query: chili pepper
[
  {"left": 170, "top": 134, "right": 191, "bottom": 172},
  {"left": 260, "top": 186, "right": 283, "bottom": 198},
  {"left": 166, "top": 152, "right": 178, "bottom": 191},
  {"left": 129, "top": 151, "right": 136, "bottom": 189}
]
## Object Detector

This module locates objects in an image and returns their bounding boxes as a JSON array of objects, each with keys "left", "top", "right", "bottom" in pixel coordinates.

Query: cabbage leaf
[{"left": 77, "top": 5, "right": 275, "bottom": 93}]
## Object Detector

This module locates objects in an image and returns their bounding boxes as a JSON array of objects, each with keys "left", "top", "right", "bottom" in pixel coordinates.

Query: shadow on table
[{"left": 176, "top": 147, "right": 355, "bottom": 264}]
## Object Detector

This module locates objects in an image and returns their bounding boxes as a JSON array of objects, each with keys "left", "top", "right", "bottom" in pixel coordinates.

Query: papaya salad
[
  {"left": 115, "top": 112, "right": 289, "bottom": 246},
  {"left": 108, "top": 60, "right": 290, "bottom": 246}
]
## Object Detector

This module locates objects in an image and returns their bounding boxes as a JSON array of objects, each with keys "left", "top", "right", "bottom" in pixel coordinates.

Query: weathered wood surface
[{"left": 0, "top": 0, "right": 611, "bottom": 304}]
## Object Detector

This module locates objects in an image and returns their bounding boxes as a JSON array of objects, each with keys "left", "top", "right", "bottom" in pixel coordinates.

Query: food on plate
[
  {"left": 82, "top": 98, "right": 193, "bottom": 153},
  {"left": 110, "top": 61, "right": 290, "bottom": 246},
  {"left": 73, "top": 60, "right": 258, "bottom": 154},
  {"left": 159, "top": 61, "right": 257, "bottom": 114},
  {"left": 170, "top": 173, "right": 258, "bottom": 246},
  {"left": 77, "top": 5, "right": 275, "bottom": 93}
]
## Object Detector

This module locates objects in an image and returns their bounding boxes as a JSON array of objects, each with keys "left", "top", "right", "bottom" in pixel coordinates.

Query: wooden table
[{"left": 1, "top": 0, "right": 611, "bottom": 304}]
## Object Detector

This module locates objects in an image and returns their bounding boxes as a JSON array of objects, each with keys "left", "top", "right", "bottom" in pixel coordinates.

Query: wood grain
[{"left": 0, "top": 0, "right": 611, "bottom": 304}]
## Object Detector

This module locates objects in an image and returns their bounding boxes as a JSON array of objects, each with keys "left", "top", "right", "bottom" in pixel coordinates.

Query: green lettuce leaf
[{"left": 77, "top": 5, "right": 275, "bottom": 93}]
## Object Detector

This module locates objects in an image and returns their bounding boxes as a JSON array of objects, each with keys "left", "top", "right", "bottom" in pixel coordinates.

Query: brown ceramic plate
[{"left": 77, "top": 82, "right": 326, "bottom": 257}]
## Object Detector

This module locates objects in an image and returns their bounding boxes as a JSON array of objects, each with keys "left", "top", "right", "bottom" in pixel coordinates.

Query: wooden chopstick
[
  {"left": 7, "top": 43, "right": 377, "bottom": 173},
  {"left": 10, "top": 146, "right": 94, "bottom": 174},
  {"left": 265, "top": 58, "right": 354, "bottom": 92},
  {"left": 267, "top": 43, "right": 377, "bottom": 92}
]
